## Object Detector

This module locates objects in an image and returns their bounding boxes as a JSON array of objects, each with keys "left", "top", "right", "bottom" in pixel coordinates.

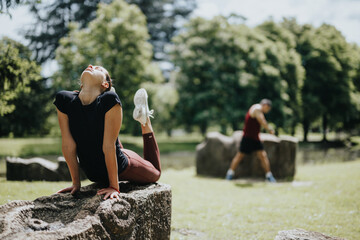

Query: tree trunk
[
  {"left": 200, "top": 122, "right": 207, "bottom": 137},
  {"left": 220, "top": 124, "right": 227, "bottom": 135},
  {"left": 231, "top": 121, "right": 239, "bottom": 132},
  {"left": 303, "top": 120, "right": 309, "bottom": 142},
  {"left": 322, "top": 114, "right": 328, "bottom": 142},
  {"left": 166, "top": 128, "right": 172, "bottom": 137},
  {"left": 291, "top": 122, "right": 296, "bottom": 136}
]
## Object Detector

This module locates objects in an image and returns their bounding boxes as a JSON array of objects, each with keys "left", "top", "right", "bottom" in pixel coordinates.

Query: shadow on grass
[
  {"left": 234, "top": 182, "right": 254, "bottom": 188},
  {"left": 233, "top": 178, "right": 265, "bottom": 188}
]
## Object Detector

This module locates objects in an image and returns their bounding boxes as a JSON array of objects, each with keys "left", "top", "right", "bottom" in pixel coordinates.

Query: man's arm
[{"left": 254, "top": 109, "right": 275, "bottom": 135}]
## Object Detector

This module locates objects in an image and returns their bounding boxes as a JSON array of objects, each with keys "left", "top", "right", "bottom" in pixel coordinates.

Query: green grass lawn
[
  {"left": 0, "top": 159, "right": 359, "bottom": 239},
  {"left": 0, "top": 133, "right": 202, "bottom": 158},
  {"left": 163, "top": 161, "right": 360, "bottom": 240},
  {"left": 0, "top": 134, "right": 359, "bottom": 239}
]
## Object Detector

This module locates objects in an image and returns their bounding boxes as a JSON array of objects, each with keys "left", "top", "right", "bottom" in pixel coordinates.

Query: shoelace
[{"left": 148, "top": 109, "right": 154, "bottom": 118}]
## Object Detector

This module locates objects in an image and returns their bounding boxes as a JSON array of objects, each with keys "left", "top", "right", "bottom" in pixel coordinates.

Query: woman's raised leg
[{"left": 118, "top": 88, "right": 161, "bottom": 183}]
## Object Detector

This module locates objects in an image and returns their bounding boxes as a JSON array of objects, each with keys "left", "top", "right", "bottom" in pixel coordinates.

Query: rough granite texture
[
  {"left": 275, "top": 229, "right": 345, "bottom": 240},
  {"left": 6, "top": 156, "right": 87, "bottom": 181},
  {"left": 196, "top": 131, "right": 298, "bottom": 179},
  {"left": 0, "top": 182, "right": 172, "bottom": 240}
]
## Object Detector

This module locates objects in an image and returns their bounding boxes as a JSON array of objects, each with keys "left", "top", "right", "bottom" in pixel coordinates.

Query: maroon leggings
[{"left": 118, "top": 132, "right": 161, "bottom": 183}]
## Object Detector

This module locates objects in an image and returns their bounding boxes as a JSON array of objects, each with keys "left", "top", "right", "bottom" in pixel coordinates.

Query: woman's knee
[{"left": 150, "top": 170, "right": 161, "bottom": 182}]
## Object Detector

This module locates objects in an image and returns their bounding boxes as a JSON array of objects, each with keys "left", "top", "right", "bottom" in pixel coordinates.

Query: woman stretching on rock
[{"left": 54, "top": 65, "right": 161, "bottom": 200}]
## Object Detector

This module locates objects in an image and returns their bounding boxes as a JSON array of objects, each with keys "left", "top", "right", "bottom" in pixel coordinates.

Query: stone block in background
[
  {"left": 196, "top": 131, "right": 298, "bottom": 179},
  {"left": 0, "top": 182, "right": 172, "bottom": 240},
  {"left": 6, "top": 156, "right": 86, "bottom": 181}
]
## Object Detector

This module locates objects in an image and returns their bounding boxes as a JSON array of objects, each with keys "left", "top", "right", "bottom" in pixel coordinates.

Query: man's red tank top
[{"left": 243, "top": 110, "right": 260, "bottom": 141}]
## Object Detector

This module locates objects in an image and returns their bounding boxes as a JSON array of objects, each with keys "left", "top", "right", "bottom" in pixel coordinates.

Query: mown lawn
[
  {"left": 0, "top": 134, "right": 359, "bottom": 239},
  {"left": 0, "top": 159, "right": 359, "bottom": 239},
  {"left": 0, "top": 133, "right": 202, "bottom": 158},
  {"left": 162, "top": 160, "right": 360, "bottom": 240}
]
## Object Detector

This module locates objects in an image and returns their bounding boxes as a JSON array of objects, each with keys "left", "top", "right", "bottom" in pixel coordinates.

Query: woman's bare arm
[
  {"left": 56, "top": 109, "right": 81, "bottom": 193},
  {"left": 98, "top": 104, "right": 122, "bottom": 200}
]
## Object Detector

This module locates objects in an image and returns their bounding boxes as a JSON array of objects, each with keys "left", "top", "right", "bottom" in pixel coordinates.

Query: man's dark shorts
[{"left": 239, "top": 137, "right": 264, "bottom": 154}]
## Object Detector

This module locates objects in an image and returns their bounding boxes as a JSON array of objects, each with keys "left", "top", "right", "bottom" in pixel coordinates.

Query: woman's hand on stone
[
  {"left": 97, "top": 187, "right": 121, "bottom": 201},
  {"left": 57, "top": 184, "right": 80, "bottom": 195}
]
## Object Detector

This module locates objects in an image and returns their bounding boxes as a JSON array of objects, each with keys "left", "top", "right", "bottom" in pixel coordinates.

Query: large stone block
[
  {"left": 6, "top": 156, "right": 86, "bottom": 181},
  {"left": 0, "top": 182, "right": 172, "bottom": 240},
  {"left": 196, "top": 131, "right": 298, "bottom": 179}
]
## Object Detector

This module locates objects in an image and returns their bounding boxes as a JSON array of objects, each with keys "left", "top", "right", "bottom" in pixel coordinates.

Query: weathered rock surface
[
  {"left": 275, "top": 229, "right": 345, "bottom": 240},
  {"left": 6, "top": 156, "right": 86, "bottom": 181},
  {"left": 196, "top": 131, "right": 298, "bottom": 179},
  {"left": 0, "top": 182, "right": 172, "bottom": 240}
]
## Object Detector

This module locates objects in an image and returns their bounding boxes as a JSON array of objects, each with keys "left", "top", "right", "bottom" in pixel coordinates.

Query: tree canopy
[
  {"left": 172, "top": 16, "right": 305, "bottom": 135},
  {"left": 24, "top": 0, "right": 195, "bottom": 64},
  {"left": 54, "top": 0, "right": 163, "bottom": 134},
  {"left": 282, "top": 19, "right": 359, "bottom": 141},
  {"left": 0, "top": 37, "right": 41, "bottom": 116},
  {"left": 0, "top": 37, "right": 51, "bottom": 137}
]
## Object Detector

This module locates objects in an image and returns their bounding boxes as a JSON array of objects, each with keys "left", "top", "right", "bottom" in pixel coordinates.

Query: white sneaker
[{"left": 133, "top": 88, "right": 154, "bottom": 126}]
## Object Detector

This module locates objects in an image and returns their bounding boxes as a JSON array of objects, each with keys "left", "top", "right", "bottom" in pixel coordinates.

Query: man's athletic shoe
[
  {"left": 266, "top": 174, "right": 277, "bottom": 183},
  {"left": 133, "top": 88, "right": 154, "bottom": 126},
  {"left": 225, "top": 169, "right": 234, "bottom": 180}
]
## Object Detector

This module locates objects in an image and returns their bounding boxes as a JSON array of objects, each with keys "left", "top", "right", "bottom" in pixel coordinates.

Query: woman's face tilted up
[{"left": 80, "top": 65, "right": 111, "bottom": 91}]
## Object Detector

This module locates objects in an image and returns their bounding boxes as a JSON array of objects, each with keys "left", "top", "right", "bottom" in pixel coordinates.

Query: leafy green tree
[
  {"left": 0, "top": 78, "right": 52, "bottom": 137},
  {"left": 341, "top": 43, "right": 360, "bottom": 132},
  {"left": 25, "top": 0, "right": 195, "bottom": 64},
  {"left": 25, "top": 0, "right": 111, "bottom": 63},
  {"left": 172, "top": 16, "right": 240, "bottom": 134},
  {"left": 142, "top": 77, "right": 179, "bottom": 136},
  {"left": 54, "top": 0, "right": 162, "bottom": 134},
  {"left": 126, "top": 0, "right": 196, "bottom": 63},
  {"left": 0, "top": 37, "right": 50, "bottom": 137},
  {"left": 353, "top": 45, "right": 360, "bottom": 92},
  {"left": 256, "top": 20, "right": 305, "bottom": 135},
  {"left": 0, "top": 37, "right": 40, "bottom": 115},
  {"left": 172, "top": 16, "right": 295, "bottom": 135},
  {"left": 296, "top": 23, "right": 357, "bottom": 141}
]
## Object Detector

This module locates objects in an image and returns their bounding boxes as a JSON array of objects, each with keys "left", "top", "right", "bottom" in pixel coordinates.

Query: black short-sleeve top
[{"left": 54, "top": 90, "right": 128, "bottom": 183}]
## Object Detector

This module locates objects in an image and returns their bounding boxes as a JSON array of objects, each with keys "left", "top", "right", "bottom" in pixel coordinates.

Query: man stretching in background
[{"left": 225, "top": 99, "right": 276, "bottom": 182}]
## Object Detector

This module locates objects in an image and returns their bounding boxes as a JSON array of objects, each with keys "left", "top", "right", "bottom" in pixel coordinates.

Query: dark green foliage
[
  {"left": 25, "top": 0, "right": 111, "bottom": 63},
  {"left": 0, "top": 78, "right": 52, "bottom": 137},
  {"left": 126, "top": 0, "right": 196, "bottom": 62},
  {"left": 256, "top": 20, "right": 304, "bottom": 135},
  {"left": 25, "top": 0, "right": 195, "bottom": 64},
  {"left": 53, "top": 0, "right": 162, "bottom": 134},
  {"left": 0, "top": 37, "right": 50, "bottom": 137},
  {"left": 172, "top": 16, "right": 360, "bottom": 138},
  {"left": 0, "top": 37, "right": 40, "bottom": 115},
  {"left": 285, "top": 20, "right": 359, "bottom": 141},
  {"left": 172, "top": 16, "right": 304, "bottom": 135}
]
